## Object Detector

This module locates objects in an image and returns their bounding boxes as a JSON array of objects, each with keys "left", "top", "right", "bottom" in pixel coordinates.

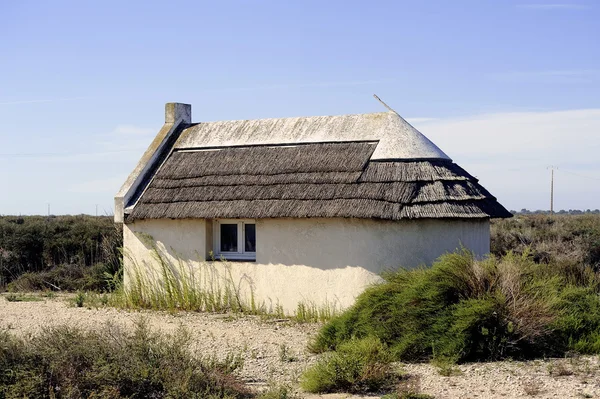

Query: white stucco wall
[{"left": 123, "top": 217, "right": 490, "bottom": 314}]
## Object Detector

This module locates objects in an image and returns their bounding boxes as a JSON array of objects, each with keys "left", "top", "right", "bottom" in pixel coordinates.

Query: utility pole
[
  {"left": 47, "top": 203, "right": 50, "bottom": 216},
  {"left": 547, "top": 166, "right": 556, "bottom": 214},
  {"left": 95, "top": 204, "right": 98, "bottom": 217}
]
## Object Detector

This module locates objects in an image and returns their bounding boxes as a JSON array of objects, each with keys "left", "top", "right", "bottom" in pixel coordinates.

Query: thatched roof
[{"left": 126, "top": 141, "right": 511, "bottom": 222}]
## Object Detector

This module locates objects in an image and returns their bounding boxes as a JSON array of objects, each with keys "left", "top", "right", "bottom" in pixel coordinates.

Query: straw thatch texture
[{"left": 127, "top": 141, "right": 511, "bottom": 222}]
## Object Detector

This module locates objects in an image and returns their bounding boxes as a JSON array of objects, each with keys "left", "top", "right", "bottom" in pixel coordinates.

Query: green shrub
[
  {"left": 310, "top": 251, "right": 600, "bottom": 362},
  {"left": 300, "top": 336, "right": 396, "bottom": 393},
  {"left": 0, "top": 320, "right": 249, "bottom": 398}
]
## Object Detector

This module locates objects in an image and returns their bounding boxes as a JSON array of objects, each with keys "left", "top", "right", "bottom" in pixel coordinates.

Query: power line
[{"left": 558, "top": 169, "right": 600, "bottom": 181}]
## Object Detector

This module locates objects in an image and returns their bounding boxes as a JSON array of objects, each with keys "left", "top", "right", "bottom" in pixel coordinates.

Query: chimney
[{"left": 165, "top": 102, "right": 192, "bottom": 124}]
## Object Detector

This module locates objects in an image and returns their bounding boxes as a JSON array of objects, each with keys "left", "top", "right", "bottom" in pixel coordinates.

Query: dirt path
[{"left": 1, "top": 294, "right": 599, "bottom": 399}]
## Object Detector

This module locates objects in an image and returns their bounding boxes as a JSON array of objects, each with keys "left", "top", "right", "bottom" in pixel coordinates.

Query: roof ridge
[{"left": 190, "top": 111, "right": 393, "bottom": 125}]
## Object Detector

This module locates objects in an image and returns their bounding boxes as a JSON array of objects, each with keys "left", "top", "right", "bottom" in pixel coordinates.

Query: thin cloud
[
  {"left": 0, "top": 96, "right": 92, "bottom": 106},
  {"left": 488, "top": 69, "right": 599, "bottom": 83},
  {"left": 516, "top": 3, "right": 588, "bottom": 10}
]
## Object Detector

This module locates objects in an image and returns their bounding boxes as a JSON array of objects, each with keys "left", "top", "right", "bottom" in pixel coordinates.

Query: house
[{"left": 115, "top": 102, "right": 511, "bottom": 313}]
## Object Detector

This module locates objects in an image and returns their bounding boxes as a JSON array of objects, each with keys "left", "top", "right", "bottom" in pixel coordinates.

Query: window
[{"left": 213, "top": 219, "right": 256, "bottom": 260}]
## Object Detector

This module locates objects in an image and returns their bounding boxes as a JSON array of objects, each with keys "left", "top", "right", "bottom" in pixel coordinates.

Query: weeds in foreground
[{"left": 0, "top": 319, "right": 249, "bottom": 398}]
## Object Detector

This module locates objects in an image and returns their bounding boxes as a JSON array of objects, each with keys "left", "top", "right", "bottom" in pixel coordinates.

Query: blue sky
[{"left": 1, "top": 0, "right": 598, "bottom": 215}]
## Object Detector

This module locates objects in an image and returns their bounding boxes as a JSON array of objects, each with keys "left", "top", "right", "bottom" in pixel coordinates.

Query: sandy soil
[{"left": 1, "top": 294, "right": 599, "bottom": 399}]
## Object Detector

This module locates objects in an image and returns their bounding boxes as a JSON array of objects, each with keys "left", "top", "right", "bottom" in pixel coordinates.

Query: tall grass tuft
[
  {"left": 310, "top": 250, "right": 600, "bottom": 362},
  {"left": 295, "top": 300, "right": 338, "bottom": 323},
  {"left": 113, "top": 246, "right": 261, "bottom": 314},
  {"left": 113, "top": 240, "right": 339, "bottom": 321}
]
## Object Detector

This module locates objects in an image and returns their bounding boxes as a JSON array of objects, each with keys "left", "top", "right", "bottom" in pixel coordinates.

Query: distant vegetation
[
  {"left": 0, "top": 215, "right": 121, "bottom": 291},
  {"left": 491, "top": 214, "right": 600, "bottom": 271},
  {"left": 511, "top": 209, "right": 600, "bottom": 215}
]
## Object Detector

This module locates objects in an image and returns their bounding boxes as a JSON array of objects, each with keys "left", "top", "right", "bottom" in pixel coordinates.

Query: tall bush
[{"left": 310, "top": 251, "right": 600, "bottom": 362}]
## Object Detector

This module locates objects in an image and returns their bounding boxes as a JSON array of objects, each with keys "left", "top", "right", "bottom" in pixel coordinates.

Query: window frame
[{"left": 213, "top": 219, "right": 256, "bottom": 261}]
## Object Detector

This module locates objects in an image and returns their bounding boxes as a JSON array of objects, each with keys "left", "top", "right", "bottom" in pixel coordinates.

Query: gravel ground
[{"left": 1, "top": 294, "right": 599, "bottom": 399}]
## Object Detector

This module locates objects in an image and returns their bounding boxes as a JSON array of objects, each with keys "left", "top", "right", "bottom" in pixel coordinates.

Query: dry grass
[{"left": 0, "top": 319, "right": 250, "bottom": 398}]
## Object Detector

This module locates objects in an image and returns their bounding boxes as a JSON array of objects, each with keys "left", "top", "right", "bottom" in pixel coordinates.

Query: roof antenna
[{"left": 373, "top": 94, "right": 398, "bottom": 114}]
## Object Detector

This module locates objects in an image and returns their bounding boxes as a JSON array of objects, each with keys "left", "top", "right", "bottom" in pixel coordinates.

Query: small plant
[
  {"left": 300, "top": 336, "right": 397, "bottom": 393},
  {"left": 257, "top": 383, "right": 297, "bottom": 399},
  {"left": 547, "top": 361, "right": 574, "bottom": 377},
  {"left": 274, "top": 303, "right": 285, "bottom": 319},
  {"left": 39, "top": 291, "right": 56, "bottom": 299},
  {"left": 73, "top": 291, "right": 85, "bottom": 307},
  {"left": 278, "top": 343, "right": 297, "bottom": 363},
  {"left": 382, "top": 374, "right": 434, "bottom": 399},
  {"left": 432, "top": 358, "right": 462, "bottom": 377},
  {"left": 5, "top": 293, "right": 18, "bottom": 302},
  {"left": 522, "top": 380, "right": 543, "bottom": 396}
]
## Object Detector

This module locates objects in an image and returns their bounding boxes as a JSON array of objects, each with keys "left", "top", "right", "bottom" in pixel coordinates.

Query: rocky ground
[{"left": 1, "top": 294, "right": 599, "bottom": 398}]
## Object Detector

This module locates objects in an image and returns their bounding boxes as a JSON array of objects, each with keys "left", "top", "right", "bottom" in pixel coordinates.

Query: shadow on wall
[{"left": 255, "top": 218, "right": 491, "bottom": 272}]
